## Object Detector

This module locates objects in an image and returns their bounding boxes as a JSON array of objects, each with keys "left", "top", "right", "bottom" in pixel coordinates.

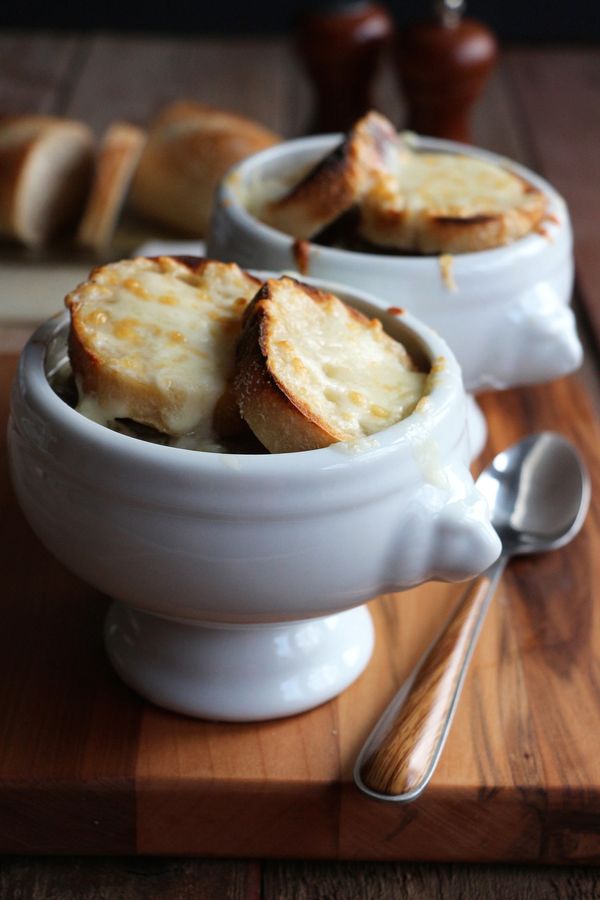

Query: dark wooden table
[{"left": 1, "top": 31, "right": 600, "bottom": 899}]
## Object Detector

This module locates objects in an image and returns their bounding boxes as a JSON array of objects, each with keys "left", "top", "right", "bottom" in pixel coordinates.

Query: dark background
[{"left": 2, "top": 0, "right": 600, "bottom": 42}]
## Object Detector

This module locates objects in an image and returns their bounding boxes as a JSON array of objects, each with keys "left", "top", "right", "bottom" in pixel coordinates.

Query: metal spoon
[{"left": 354, "top": 431, "right": 591, "bottom": 802}]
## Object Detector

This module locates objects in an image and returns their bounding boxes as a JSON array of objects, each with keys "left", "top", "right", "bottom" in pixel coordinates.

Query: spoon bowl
[
  {"left": 355, "top": 431, "right": 591, "bottom": 802},
  {"left": 477, "top": 432, "right": 590, "bottom": 556}
]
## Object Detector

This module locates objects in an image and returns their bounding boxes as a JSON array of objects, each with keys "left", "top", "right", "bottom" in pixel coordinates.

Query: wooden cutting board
[{"left": 0, "top": 352, "right": 599, "bottom": 864}]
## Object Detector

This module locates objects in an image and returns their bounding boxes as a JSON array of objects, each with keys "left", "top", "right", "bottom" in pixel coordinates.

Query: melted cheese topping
[
  {"left": 266, "top": 280, "right": 426, "bottom": 439},
  {"left": 439, "top": 254, "right": 457, "bottom": 291},
  {"left": 370, "top": 152, "right": 537, "bottom": 217},
  {"left": 68, "top": 257, "right": 258, "bottom": 440},
  {"left": 251, "top": 138, "right": 543, "bottom": 254}
]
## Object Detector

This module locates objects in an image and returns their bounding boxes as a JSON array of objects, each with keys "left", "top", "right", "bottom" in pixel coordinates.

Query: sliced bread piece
[
  {"left": 0, "top": 115, "right": 94, "bottom": 246},
  {"left": 66, "top": 256, "right": 261, "bottom": 441},
  {"left": 129, "top": 101, "right": 280, "bottom": 238},
  {"left": 262, "top": 111, "right": 404, "bottom": 240},
  {"left": 77, "top": 121, "right": 147, "bottom": 252},
  {"left": 359, "top": 150, "right": 548, "bottom": 254},
  {"left": 234, "top": 276, "right": 427, "bottom": 453}
]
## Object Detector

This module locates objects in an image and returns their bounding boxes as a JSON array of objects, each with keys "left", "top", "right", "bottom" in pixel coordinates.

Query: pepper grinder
[
  {"left": 295, "top": 0, "right": 394, "bottom": 134},
  {"left": 395, "top": 0, "right": 498, "bottom": 143}
]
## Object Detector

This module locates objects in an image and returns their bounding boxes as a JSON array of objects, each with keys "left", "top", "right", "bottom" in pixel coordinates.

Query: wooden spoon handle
[{"left": 357, "top": 558, "right": 505, "bottom": 800}]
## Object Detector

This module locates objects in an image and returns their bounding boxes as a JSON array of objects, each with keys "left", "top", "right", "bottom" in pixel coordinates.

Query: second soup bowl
[{"left": 208, "top": 135, "right": 582, "bottom": 395}]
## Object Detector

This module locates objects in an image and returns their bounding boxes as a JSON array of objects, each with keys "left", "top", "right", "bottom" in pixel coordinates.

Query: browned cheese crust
[
  {"left": 359, "top": 160, "right": 548, "bottom": 254},
  {"left": 233, "top": 276, "right": 425, "bottom": 454},
  {"left": 66, "top": 255, "right": 262, "bottom": 438}
]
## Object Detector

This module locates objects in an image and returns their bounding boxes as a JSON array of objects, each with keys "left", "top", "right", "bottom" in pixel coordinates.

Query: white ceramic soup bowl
[
  {"left": 8, "top": 281, "right": 500, "bottom": 721},
  {"left": 208, "top": 134, "right": 582, "bottom": 395}
]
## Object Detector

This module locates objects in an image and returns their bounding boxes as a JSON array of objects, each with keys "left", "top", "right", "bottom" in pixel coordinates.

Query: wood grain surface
[
  {"left": 0, "top": 354, "right": 599, "bottom": 863},
  {"left": 1, "top": 29, "right": 600, "bottom": 899}
]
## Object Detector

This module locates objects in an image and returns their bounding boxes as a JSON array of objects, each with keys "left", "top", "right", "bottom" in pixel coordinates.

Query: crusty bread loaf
[
  {"left": 0, "top": 115, "right": 94, "bottom": 246},
  {"left": 66, "top": 256, "right": 261, "bottom": 441},
  {"left": 263, "top": 111, "right": 402, "bottom": 240},
  {"left": 129, "top": 101, "right": 280, "bottom": 238},
  {"left": 77, "top": 121, "right": 147, "bottom": 252},
  {"left": 358, "top": 150, "right": 548, "bottom": 254},
  {"left": 234, "top": 276, "right": 426, "bottom": 453}
]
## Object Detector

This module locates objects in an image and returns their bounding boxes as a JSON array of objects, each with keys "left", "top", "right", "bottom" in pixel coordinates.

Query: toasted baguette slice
[
  {"left": 129, "top": 101, "right": 280, "bottom": 237},
  {"left": 262, "top": 111, "right": 404, "bottom": 240},
  {"left": 77, "top": 121, "right": 147, "bottom": 251},
  {"left": 234, "top": 277, "right": 426, "bottom": 453},
  {"left": 359, "top": 150, "right": 548, "bottom": 254},
  {"left": 66, "top": 256, "right": 261, "bottom": 441},
  {"left": 0, "top": 115, "right": 94, "bottom": 246}
]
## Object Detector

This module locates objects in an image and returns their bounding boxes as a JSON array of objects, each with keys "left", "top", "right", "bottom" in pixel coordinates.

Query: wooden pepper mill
[
  {"left": 295, "top": 0, "right": 394, "bottom": 133},
  {"left": 395, "top": 0, "right": 498, "bottom": 143}
]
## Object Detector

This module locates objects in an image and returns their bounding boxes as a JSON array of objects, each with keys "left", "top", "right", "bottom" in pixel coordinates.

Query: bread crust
[
  {"left": 129, "top": 101, "right": 280, "bottom": 237},
  {"left": 66, "top": 256, "right": 261, "bottom": 438},
  {"left": 235, "top": 282, "right": 348, "bottom": 452},
  {"left": 263, "top": 111, "right": 403, "bottom": 240},
  {"left": 77, "top": 121, "right": 147, "bottom": 251},
  {"left": 0, "top": 115, "right": 94, "bottom": 245},
  {"left": 234, "top": 277, "right": 425, "bottom": 453}
]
